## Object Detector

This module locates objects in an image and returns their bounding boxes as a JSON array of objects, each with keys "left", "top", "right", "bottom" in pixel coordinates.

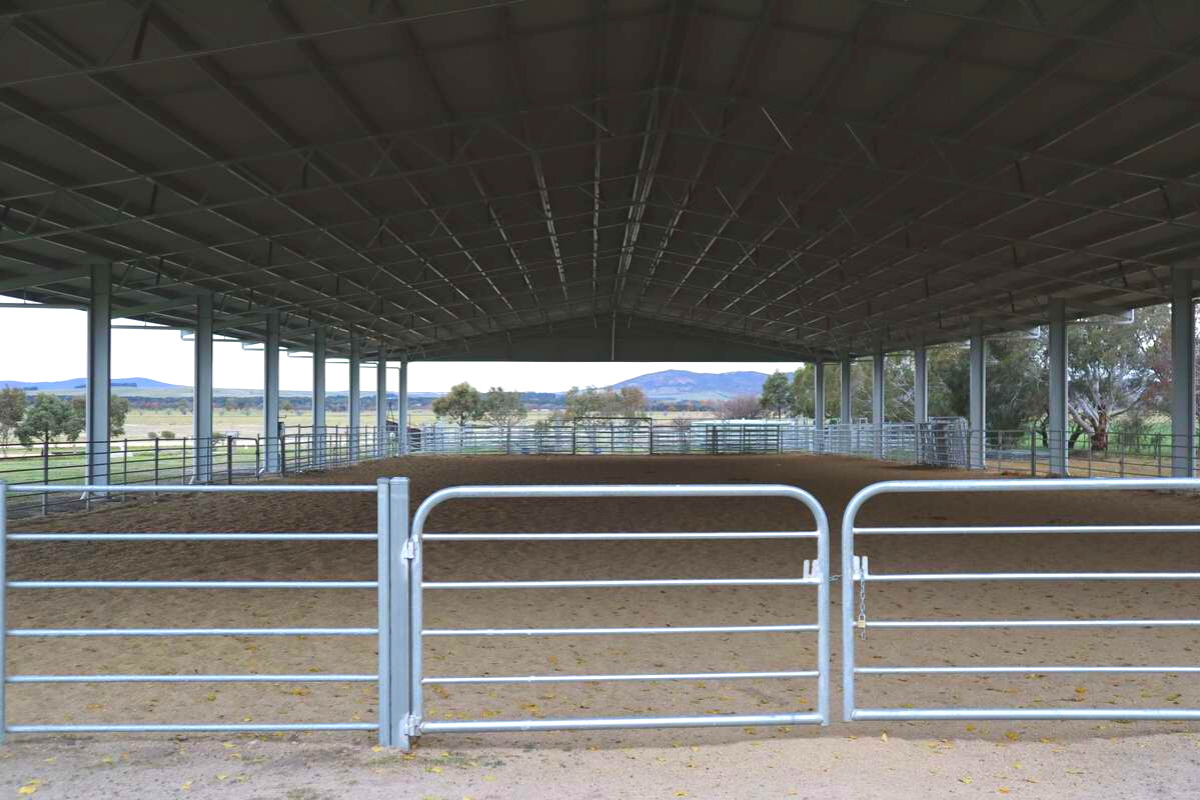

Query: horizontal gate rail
[
  {"left": 842, "top": 477, "right": 1200, "bottom": 723},
  {"left": 0, "top": 479, "right": 393, "bottom": 744},
  {"left": 405, "top": 483, "right": 830, "bottom": 747}
]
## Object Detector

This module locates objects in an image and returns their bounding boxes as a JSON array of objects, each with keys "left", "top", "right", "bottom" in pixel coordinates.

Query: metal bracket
[
  {"left": 801, "top": 559, "right": 823, "bottom": 583},
  {"left": 401, "top": 540, "right": 417, "bottom": 560},
  {"left": 404, "top": 714, "right": 421, "bottom": 737},
  {"left": 850, "top": 555, "right": 869, "bottom": 582}
]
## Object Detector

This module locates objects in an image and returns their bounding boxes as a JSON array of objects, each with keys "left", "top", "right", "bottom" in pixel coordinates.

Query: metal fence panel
[{"left": 841, "top": 477, "right": 1200, "bottom": 722}]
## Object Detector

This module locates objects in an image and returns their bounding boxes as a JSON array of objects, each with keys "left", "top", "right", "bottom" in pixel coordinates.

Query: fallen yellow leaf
[{"left": 960, "top": 776, "right": 973, "bottom": 785}]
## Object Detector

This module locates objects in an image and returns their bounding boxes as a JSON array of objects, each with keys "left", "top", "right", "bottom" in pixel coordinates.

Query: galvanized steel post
[
  {"left": 193, "top": 292, "right": 213, "bottom": 483},
  {"left": 1048, "top": 298, "right": 1068, "bottom": 476},
  {"left": 1171, "top": 269, "right": 1195, "bottom": 477},
  {"left": 389, "top": 478, "right": 412, "bottom": 749},
  {"left": 968, "top": 320, "right": 986, "bottom": 469}
]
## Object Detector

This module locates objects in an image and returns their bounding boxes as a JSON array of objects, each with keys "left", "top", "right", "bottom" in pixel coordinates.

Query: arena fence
[
  {"left": 0, "top": 480, "right": 393, "bottom": 742},
  {"left": 841, "top": 477, "right": 1200, "bottom": 722},
  {"left": 400, "top": 484, "right": 831, "bottom": 750}
]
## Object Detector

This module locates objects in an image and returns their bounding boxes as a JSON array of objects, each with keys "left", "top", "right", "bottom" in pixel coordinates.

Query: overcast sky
[{"left": 0, "top": 306, "right": 804, "bottom": 392}]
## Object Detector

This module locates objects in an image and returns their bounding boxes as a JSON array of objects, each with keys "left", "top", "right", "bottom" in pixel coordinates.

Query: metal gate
[
  {"left": 399, "top": 484, "right": 830, "bottom": 749},
  {"left": 841, "top": 477, "right": 1200, "bottom": 722},
  {"left": 0, "top": 480, "right": 394, "bottom": 741}
]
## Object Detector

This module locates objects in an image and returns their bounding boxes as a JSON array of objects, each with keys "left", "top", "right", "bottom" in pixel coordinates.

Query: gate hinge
[
  {"left": 401, "top": 540, "right": 417, "bottom": 560},
  {"left": 850, "top": 555, "right": 869, "bottom": 582},
  {"left": 404, "top": 714, "right": 421, "bottom": 737},
  {"left": 801, "top": 559, "right": 823, "bottom": 583}
]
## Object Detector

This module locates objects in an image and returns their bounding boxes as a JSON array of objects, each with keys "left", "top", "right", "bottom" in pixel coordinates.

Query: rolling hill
[{"left": 609, "top": 369, "right": 773, "bottom": 401}]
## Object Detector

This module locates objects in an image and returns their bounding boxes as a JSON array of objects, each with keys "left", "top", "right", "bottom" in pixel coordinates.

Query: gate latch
[{"left": 850, "top": 555, "right": 869, "bottom": 636}]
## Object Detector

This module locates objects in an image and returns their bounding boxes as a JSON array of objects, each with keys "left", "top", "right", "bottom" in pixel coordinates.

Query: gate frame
[
  {"left": 400, "top": 483, "right": 830, "bottom": 749},
  {"left": 841, "top": 477, "right": 1200, "bottom": 722}
]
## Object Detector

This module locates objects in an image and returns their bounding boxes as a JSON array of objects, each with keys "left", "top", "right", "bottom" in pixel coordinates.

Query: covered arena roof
[{"left": 1, "top": 0, "right": 1199, "bottom": 360}]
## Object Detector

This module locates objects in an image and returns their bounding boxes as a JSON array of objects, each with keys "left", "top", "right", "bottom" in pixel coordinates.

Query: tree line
[
  {"left": 430, "top": 383, "right": 649, "bottom": 427},
  {"left": 0, "top": 389, "right": 130, "bottom": 448},
  {"left": 742, "top": 305, "right": 1186, "bottom": 448}
]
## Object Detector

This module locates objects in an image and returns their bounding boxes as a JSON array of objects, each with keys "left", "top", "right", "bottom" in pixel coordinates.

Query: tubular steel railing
[
  {"left": 841, "top": 477, "right": 1200, "bottom": 722},
  {"left": 0, "top": 479, "right": 408, "bottom": 743},
  {"left": 403, "top": 484, "right": 831, "bottom": 749}
]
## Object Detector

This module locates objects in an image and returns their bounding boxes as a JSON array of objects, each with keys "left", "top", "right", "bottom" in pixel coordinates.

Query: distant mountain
[
  {"left": 0, "top": 376, "right": 185, "bottom": 391},
  {"left": 609, "top": 369, "right": 773, "bottom": 401}
]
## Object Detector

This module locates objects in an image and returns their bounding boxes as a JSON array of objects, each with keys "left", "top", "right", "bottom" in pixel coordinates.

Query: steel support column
[
  {"left": 872, "top": 348, "right": 885, "bottom": 460},
  {"left": 913, "top": 343, "right": 928, "bottom": 425},
  {"left": 1171, "top": 269, "right": 1195, "bottom": 477},
  {"left": 85, "top": 264, "right": 110, "bottom": 490},
  {"left": 376, "top": 348, "right": 388, "bottom": 457},
  {"left": 349, "top": 334, "right": 361, "bottom": 462},
  {"left": 398, "top": 357, "right": 409, "bottom": 456},
  {"left": 968, "top": 320, "right": 987, "bottom": 470},
  {"left": 263, "top": 311, "right": 280, "bottom": 473},
  {"left": 839, "top": 354, "right": 852, "bottom": 425},
  {"left": 813, "top": 360, "right": 824, "bottom": 453},
  {"left": 192, "top": 293, "right": 213, "bottom": 483},
  {"left": 1048, "top": 299, "right": 1069, "bottom": 477},
  {"left": 312, "top": 327, "right": 326, "bottom": 469}
]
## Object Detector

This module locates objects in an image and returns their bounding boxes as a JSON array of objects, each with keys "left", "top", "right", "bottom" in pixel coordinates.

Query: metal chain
[{"left": 857, "top": 563, "right": 868, "bottom": 641}]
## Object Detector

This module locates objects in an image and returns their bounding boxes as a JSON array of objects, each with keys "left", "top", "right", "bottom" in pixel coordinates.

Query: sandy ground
[{"left": 3, "top": 453, "right": 1200, "bottom": 798}]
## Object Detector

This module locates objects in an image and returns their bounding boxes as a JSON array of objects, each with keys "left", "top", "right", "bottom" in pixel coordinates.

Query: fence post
[
  {"left": 227, "top": 437, "right": 234, "bottom": 485},
  {"left": 1156, "top": 434, "right": 1163, "bottom": 476},
  {"left": 1030, "top": 427, "right": 1036, "bottom": 476},
  {"left": 386, "top": 477, "right": 412, "bottom": 749},
  {"left": 122, "top": 439, "right": 128, "bottom": 493},
  {"left": 182, "top": 437, "right": 188, "bottom": 483},
  {"left": 153, "top": 438, "right": 160, "bottom": 496},
  {"left": 255, "top": 436, "right": 261, "bottom": 478},
  {"left": 280, "top": 434, "right": 288, "bottom": 477},
  {"left": 41, "top": 441, "right": 48, "bottom": 516}
]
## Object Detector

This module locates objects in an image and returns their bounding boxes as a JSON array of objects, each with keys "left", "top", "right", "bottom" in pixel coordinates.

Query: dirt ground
[{"left": 3, "top": 453, "right": 1200, "bottom": 799}]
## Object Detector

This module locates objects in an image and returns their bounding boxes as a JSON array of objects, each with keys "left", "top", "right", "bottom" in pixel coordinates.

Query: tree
[
  {"left": 15, "top": 393, "right": 84, "bottom": 448},
  {"left": 616, "top": 386, "right": 647, "bottom": 418},
  {"left": 0, "top": 387, "right": 25, "bottom": 446},
  {"left": 70, "top": 394, "right": 130, "bottom": 438},
  {"left": 759, "top": 371, "right": 791, "bottom": 418},
  {"left": 789, "top": 365, "right": 815, "bottom": 419},
  {"left": 432, "top": 382, "right": 484, "bottom": 426},
  {"left": 1066, "top": 307, "right": 1167, "bottom": 450},
  {"left": 481, "top": 387, "right": 528, "bottom": 428},
  {"left": 717, "top": 395, "right": 763, "bottom": 419},
  {"left": 564, "top": 386, "right": 646, "bottom": 422}
]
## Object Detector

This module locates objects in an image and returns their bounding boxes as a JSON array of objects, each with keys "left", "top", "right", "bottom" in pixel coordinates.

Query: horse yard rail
[{"left": 841, "top": 477, "right": 1200, "bottom": 723}]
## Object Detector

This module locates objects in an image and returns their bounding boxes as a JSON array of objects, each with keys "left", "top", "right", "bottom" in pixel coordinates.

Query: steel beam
[
  {"left": 85, "top": 263, "right": 110, "bottom": 489},
  {"left": 263, "top": 311, "right": 280, "bottom": 473},
  {"left": 193, "top": 292, "right": 213, "bottom": 483},
  {"left": 1171, "top": 269, "right": 1195, "bottom": 477},
  {"left": 968, "top": 320, "right": 987, "bottom": 469},
  {"left": 1047, "top": 299, "right": 1068, "bottom": 476}
]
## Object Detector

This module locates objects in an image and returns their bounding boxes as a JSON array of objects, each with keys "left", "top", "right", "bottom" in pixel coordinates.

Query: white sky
[{"left": 0, "top": 306, "right": 803, "bottom": 392}]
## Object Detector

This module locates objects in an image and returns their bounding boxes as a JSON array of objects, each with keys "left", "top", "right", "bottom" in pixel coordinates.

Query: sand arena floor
[{"left": 3, "top": 453, "right": 1200, "bottom": 798}]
